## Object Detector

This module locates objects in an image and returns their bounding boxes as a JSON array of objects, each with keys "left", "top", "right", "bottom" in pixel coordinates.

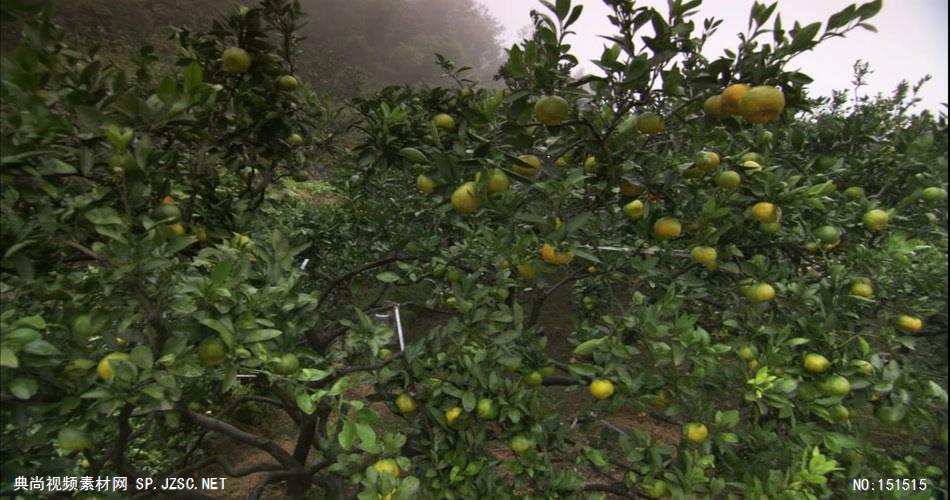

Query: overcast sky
[{"left": 476, "top": 0, "right": 948, "bottom": 112}]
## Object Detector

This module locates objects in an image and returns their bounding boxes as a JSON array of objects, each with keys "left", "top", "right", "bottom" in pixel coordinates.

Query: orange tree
[{"left": 2, "top": 0, "right": 948, "bottom": 499}]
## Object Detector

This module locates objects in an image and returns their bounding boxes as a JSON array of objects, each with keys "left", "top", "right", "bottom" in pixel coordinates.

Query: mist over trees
[{"left": 3, "top": 0, "right": 505, "bottom": 96}]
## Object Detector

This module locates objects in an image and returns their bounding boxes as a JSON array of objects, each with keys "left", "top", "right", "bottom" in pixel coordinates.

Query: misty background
[{"left": 3, "top": 0, "right": 947, "bottom": 110}]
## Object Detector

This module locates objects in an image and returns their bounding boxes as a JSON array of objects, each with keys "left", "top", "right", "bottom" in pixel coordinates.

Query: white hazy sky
[{"left": 476, "top": 0, "right": 948, "bottom": 112}]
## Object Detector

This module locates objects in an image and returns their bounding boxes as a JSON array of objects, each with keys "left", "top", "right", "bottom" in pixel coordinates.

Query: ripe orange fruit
[
  {"left": 652, "top": 217, "right": 682, "bottom": 240},
  {"left": 432, "top": 113, "right": 456, "bottom": 130},
  {"left": 738, "top": 85, "right": 785, "bottom": 124},
  {"left": 589, "top": 379, "right": 615, "bottom": 399},
  {"left": 221, "top": 47, "right": 251, "bottom": 74},
  {"left": 451, "top": 182, "right": 479, "bottom": 214},
  {"left": 703, "top": 95, "right": 727, "bottom": 118},
  {"left": 637, "top": 112, "right": 664, "bottom": 134},
  {"left": 540, "top": 243, "right": 574, "bottom": 265},
  {"left": 750, "top": 202, "right": 778, "bottom": 223},
  {"left": 533, "top": 95, "right": 570, "bottom": 125},
  {"left": 720, "top": 83, "right": 750, "bottom": 115},
  {"left": 512, "top": 154, "right": 541, "bottom": 176},
  {"left": 895, "top": 315, "right": 922, "bottom": 333},
  {"left": 416, "top": 175, "right": 436, "bottom": 194},
  {"left": 160, "top": 195, "right": 175, "bottom": 205}
]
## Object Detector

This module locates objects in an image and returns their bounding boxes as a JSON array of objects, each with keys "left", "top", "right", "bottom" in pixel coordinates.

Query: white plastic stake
[
  {"left": 393, "top": 304, "right": 405, "bottom": 352},
  {"left": 299, "top": 258, "right": 310, "bottom": 270}
]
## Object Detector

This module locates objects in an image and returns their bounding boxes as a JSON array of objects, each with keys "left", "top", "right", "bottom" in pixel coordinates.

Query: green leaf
[
  {"left": 199, "top": 318, "right": 235, "bottom": 349},
  {"left": 355, "top": 423, "right": 377, "bottom": 452},
  {"left": 8, "top": 377, "right": 38, "bottom": 399},
  {"left": 555, "top": 0, "right": 570, "bottom": 21},
  {"left": 0, "top": 347, "right": 18, "bottom": 368},
  {"left": 825, "top": 5, "right": 855, "bottom": 31},
  {"left": 244, "top": 329, "right": 282, "bottom": 342},
  {"left": 297, "top": 368, "right": 331, "bottom": 382},
  {"left": 790, "top": 22, "right": 821, "bottom": 51},
  {"left": 43, "top": 158, "right": 77, "bottom": 175},
  {"left": 15, "top": 315, "right": 46, "bottom": 330},
  {"left": 183, "top": 61, "right": 203, "bottom": 95},
  {"left": 338, "top": 420, "right": 356, "bottom": 450},
  {"left": 856, "top": 0, "right": 882, "bottom": 20},
  {"left": 297, "top": 393, "right": 316, "bottom": 415},
  {"left": 85, "top": 207, "right": 126, "bottom": 226},
  {"left": 462, "top": 391, "right": 476, "bottom": 412},
  {"left": 22, "top": 339, "right": 60, "bottom": 356},
  {"left": 376, "top": 272, "right": 400, "bottom": 283}
]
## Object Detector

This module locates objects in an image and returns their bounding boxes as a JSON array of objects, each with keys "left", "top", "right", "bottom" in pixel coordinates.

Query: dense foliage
[{"left": 1, "top": 1, "right": 947, "bottom": 499}]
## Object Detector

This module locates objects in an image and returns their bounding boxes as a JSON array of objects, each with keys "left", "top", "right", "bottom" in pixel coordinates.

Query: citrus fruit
[
  {"left": 486, "top": 168, "right": 510, "bottom": 193},
  {"left": 287, "top": 133, "right": 304, "bottom": 146},
  {"left": 649, "top": 391, "right": 670, "bottom": 409},
  {"left": 151, "top": 203, "right": 182, "bottom": 222},
  {"left": 73, "top": 314, "right": 97, "bottom": 338},
  {"left": 695, "top": 151, "right": 720, "bottom": 172},
  {"left": 850, "top": 282, "right": 873, "bottom": 298},
  {"left": 271, "top": 353, "right": 299, "bottom": 375},
  {"left": 750, "top": 202, "right": 778, "bottom": 223},
  {"left": 533, "top": 95, "right": 570, "bottom": 125},
  {"left": 523, "top": 371, "right": 544, "bottom": 386},
  {"left": 921, "top": 187, "right": 948, "bottom": 202},
  {"left": 394, "top": 394, "right": 417, "bottom": 413},
  {"left": 460, "top": 87, "right": 473, "bottom": 98},
  {"left": 803, "top": 353, "right": 831, "bottom": 374},
  {"left": 746, "top": 283, "right": 775, "bottom": 303},
  {"left": 637, "top": 112, "right": 664, "bottom": 134},
  {"left": 431, "top": 113, "right": 456, "bottom": 130},
  {"left": 517, "top": 262, "right": 537, "bottom": 279},
  {"left": 623, "top": 200, "right": 645, "bottom": 220},
  {"left": 450, "top": 182, "right": 479, "bottom": 214},
  {"left": 445, "top": 406, "right": 463, "bottom": 425},
  {"left": 620, "top": 179, "right": 644, "bottom": 197},
  {"left": 512, "top": 154, "right": 541, "bottom": 175},
  {"left": 895, "top": 315, "right": 922, "bottom": 333},
  {"left": 292, "top": 170, "right": 309, "bottom": 182},
  {"left": 160, "top": 195, "right": 175, "bottom": 204},
  {"left": 221, "top": 47, "right": 251, "bottom": 74},
  {"left": 166, "top": 223, "right": 186, "bottom": 237},
  {"left": 509, "top": 435, "right": 533, "bottom": 454},
  {"left": 714, "top": 170, "right": 741, "bottom": 189},
  {"left": 690, "top": 246, "right": 717, "bottom": 266},
  {"left": 814, "top": 226, "right": 841, "bottom": 244},
  {"left": 652, "top": 217, "right": 682, "bottom": 240},
  {"left": 554, "top": 155, "right": 571, "bottom": 168},
  {"left": 844, "top": 186, "right": 865, "bottom": 199},
  {"left": 703, "top": 95, "right": 726, "bottom": 118},
  {"left": 685, "top": 423, "right": 708, "bottom": 443},
  {"left": 819, "top": 375, "right": 851, "bottom": 396},
  {"left": 97, "top": 352, "right": 130, "bottom": 381},
  {"left": 540, "top": 243, "right": 574, "bottom": 265},
  {"left": 862, "top": 209, "right": 889, "bottom": 230},
  {"left": 277, "top": 75, "right": 298, "bottom": 91},
  {"left": 583, "top": 155, "right": 599, "bottom": 173},
  {"left": 476, "top": 398, "right": 497, "bottom": 419},
  {"left": 373, "top": 458, "right": 400, "bottom": 477},
  {"left": 720, "top": 83, "right": 750, "bottom": 115},
  {"left": 738, "top": 85, "right": 785, "bottom": 124},
  {"left": 197, "top": 337, "right": 227, "bottom": 367},
  {"left": 589, "top": 379, "right": 615, "bottom": 399},
  {"left": 850, "top": 360, "right": 874, "bottom": 376},
  {"left": 58, "top": 427, "right": 92, "bottom": 452},
  {"left": 416, "top": 175, "right": 436, "bottom": 194},
  {"left": 737, "top": 346, "right": 756, "bottom": 362},
  {"left": 829, "top": 404, "right": 850, "bottom": 421},
  {"left": 759, "top": 222, "right": 781, "bottom": 234},
  {"left": 378, "top": 348, "right": 393, "bottom": 361}
]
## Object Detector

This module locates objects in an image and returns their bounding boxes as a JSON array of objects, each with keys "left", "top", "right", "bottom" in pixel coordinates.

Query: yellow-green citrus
[
  {"left": 533, "top": 95, "right": 570, "bottom": 125},
  {"left": 221, "top": 47, "right": 251, "bottom": 74},
  {"left": 803, "top": 353, "right": 831, "bottom": 374},
  {"left": 738, "top": 85, "right": 786, "bottom": 124},
  {"left": 652, "top": 217, "right": 682, "bottom": 240},
  {"left": 589, "top": 379, "right": 615, "bottom": 400},
  {"left": 451, "top": 182, "right": 479, "bottom": 214}
]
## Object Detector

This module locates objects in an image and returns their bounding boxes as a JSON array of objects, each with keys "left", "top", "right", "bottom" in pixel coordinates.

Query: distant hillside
[{"left": 1, "top": 0, "right": 504, "bottom": 96}]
